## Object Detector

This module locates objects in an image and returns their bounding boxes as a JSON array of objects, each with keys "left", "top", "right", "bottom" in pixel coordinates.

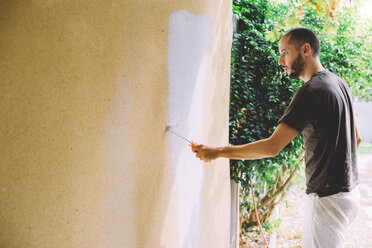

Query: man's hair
[{"left": 282, "top": 27, "right": 320, "bottom": 57}]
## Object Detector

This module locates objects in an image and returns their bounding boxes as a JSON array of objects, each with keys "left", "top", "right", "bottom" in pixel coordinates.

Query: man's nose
[{"left": 278, "top": 56, "right": 284, "bottom": 66}]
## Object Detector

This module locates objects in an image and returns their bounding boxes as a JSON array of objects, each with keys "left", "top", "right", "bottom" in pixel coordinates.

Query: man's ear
[{"left": 302, "top": 43, "right": 312, "bottom": 56}]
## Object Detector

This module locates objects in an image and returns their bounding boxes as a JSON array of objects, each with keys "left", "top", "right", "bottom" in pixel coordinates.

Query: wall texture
[
  {"left": 0, "top": 1, "right": 232, "bottom": 247},
  {"left": 354, "top": 101, "right": 372, "bottom": 143}
]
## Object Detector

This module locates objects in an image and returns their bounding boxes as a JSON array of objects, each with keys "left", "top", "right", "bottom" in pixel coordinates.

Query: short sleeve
[{"left": 279, "top": 88, "right": 315, "bottom": 133}]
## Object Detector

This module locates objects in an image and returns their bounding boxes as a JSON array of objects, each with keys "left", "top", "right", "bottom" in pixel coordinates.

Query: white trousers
[{"left": 301, "top": 186, "right": 360, "bottom": 248}]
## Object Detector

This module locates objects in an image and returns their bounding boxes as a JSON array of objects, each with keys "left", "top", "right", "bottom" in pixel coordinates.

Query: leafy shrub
[{"left": 230, "top": 0, "right": 304, "bottom": 228}]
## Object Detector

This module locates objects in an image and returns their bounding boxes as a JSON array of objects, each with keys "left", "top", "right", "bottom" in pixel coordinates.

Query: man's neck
[{"left": 300, "top": 58, "right": 324, "bottom": 82}]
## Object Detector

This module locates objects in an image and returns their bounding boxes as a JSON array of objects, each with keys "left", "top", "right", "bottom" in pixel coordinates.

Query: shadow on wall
[{"left": 201, "top": 1, "right": 233, "bottom": 247}]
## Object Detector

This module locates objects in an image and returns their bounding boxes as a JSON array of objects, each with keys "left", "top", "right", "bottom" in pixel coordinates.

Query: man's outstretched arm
[{"left": 192, "top": 123, "right": 299, "bottom": 162}]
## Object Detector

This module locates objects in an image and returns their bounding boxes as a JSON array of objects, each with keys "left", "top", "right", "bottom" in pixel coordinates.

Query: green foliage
[
  {"left": 317, "top": 7, "right": 372, "bottom": 101},
  {"left": 230, "top": 0, "right": 304, "bottom": 227},
  {"left": 359, "top": 142, "right": 372, "bottom": 154},
  {"left": 230, "top": 0, "right": 371, "bottom": 231}
]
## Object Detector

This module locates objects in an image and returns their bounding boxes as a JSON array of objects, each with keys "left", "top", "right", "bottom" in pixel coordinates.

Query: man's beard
[{"left": 288, "top": 54, "right": 305, "bottom": 79}]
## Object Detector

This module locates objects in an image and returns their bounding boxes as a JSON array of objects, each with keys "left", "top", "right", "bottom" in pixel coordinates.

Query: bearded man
[{"left": 191, "top": 27, "right": 362, "bottom": 248}]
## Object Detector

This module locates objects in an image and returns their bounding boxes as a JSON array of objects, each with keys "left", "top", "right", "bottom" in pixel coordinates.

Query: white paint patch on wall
[
  {"left": 168, "top": 10, "right": 211, "bottom": 248},
  {"left": 101, "top": 71, "right": 135, "bottom": 247}
]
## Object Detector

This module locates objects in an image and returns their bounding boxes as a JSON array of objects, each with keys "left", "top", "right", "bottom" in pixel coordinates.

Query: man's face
[{"left": 278, "top": 36, "right": 305, "bottom": 79}]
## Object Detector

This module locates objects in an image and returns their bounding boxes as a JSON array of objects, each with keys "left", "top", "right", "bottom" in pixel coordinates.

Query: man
[{"left": 191, "top": 27, "right": 362, "bottom": 247}]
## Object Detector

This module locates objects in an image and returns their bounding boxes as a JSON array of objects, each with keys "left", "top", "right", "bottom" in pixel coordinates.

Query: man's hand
[
  {"left": 355, "top": 122, "right": 362, "bottom": 149},
  {"left": 191, "top": 143, "right": 218, "bottom": 163}
]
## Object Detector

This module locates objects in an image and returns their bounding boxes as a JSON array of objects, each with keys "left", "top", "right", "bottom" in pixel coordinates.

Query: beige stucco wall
[{"left": 0, "top": 1, "right": 232, "bottom": 247}]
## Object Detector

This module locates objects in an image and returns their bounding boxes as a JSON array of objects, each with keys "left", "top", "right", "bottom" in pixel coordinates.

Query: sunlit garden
[{"left": 229, "top": 0, "right": 371, "bottom": 246}]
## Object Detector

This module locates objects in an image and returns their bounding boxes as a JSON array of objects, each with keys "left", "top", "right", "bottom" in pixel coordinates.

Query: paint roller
[
  {"left": 166, "top": 124, "right": 211, "bottom": 163},
  {"left": 165, "top": 123, "right": 193, "bottom": 145}
]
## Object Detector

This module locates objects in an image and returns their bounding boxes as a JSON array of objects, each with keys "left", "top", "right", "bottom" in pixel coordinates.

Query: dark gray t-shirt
[{"left": 279, "top": 69, "right": 359, "bottom": 197}]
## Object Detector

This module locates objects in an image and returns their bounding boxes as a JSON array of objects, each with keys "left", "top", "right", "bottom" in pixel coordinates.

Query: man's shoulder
[{"left": 305, "top": 69, "right": 345, "bottom": 93}]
